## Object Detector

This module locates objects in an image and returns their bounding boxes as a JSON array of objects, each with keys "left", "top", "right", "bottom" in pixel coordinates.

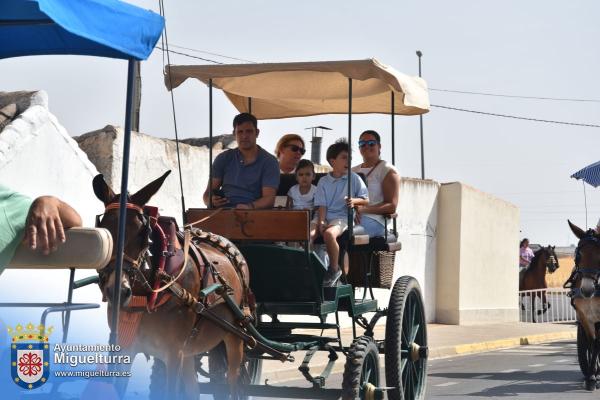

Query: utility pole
[{"left": 416, "top": 50, "right": 425, "bottom": 179}]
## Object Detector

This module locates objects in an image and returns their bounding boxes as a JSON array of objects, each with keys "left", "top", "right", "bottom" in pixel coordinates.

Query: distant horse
[
  {"left": 519, "top": 245, "right": 559, "bottom": 322},
  {"left": 566, "top": 221, "right": 600, "bottom": 391},
  {"left": 93, "top": 171, "right": 250, "bottom": 399}
]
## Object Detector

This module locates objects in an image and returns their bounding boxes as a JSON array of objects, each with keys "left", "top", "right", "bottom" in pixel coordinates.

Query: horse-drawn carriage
[{"left": 138, "top": 59, "right": 431, "bottom": 399}]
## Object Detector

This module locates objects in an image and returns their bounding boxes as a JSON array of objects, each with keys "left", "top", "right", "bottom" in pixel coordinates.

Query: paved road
[
  {"left": 253, "top": 340, "right": 597, "bottom": 399},
  {"left": 427, "top": 340, "right": 593, "bottom": 399}
]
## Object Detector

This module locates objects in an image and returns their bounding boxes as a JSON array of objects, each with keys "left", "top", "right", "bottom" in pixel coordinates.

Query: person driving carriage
[
  {"left": 0, "top": 184, "right": 82, "bottom": 272},
  {"left": 203, "top": 113, "right": 280, "bottom": 209}
]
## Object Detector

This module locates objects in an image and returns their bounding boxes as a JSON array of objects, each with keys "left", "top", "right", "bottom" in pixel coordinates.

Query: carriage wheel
[
  {"left": 578, "top": 322, "right": 593, "bottom": 377},
  {"left": 207, "top": 342, "right": 263, "bottom": 400},
  {"left": 385, "top": 276, "right": 428, "bottom": 400},
  {"left": 342, "top": 336, "right": 381, "bottom": 400}
]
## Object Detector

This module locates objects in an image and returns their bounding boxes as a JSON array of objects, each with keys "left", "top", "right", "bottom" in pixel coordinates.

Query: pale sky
[{"left": 2, "top": 0, "right": 599, "bottom": 245}]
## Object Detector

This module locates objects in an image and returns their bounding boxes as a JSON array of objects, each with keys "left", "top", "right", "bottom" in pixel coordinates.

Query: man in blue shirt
[{"left": 203, "top": 113, "right": 280, "bottom": 209}]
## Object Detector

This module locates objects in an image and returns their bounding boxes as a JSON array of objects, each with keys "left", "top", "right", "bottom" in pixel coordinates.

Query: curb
[
  {"left": 429, "top": 330, "right": 577, "bottom": 359},
  {"left": 262, "top": 330, "right": 577, "bottom": 383}
]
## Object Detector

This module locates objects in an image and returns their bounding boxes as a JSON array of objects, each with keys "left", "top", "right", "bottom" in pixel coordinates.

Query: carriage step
[{"left": 257, "top": 322, "right": 339, "bottom": 330}]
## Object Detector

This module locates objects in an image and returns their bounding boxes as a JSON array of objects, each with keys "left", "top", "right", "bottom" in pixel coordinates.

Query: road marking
[
  {"left": 528, "top": 364, "right": 546, "bottom": 367},
  {"left": 473, "top": 374, "right": 493, "bottom": 379},
  {"left": 554, "top": 359, "right": 571, "bottom": 363},
  {"left": 500, "top": 369, "right": 520, "bottom": 373},
  {"left": 499, "top": 349, "right": 558, "bottom": 354},
  {"left": 435, "top": 382, "right": 459, "bottom": 387}
]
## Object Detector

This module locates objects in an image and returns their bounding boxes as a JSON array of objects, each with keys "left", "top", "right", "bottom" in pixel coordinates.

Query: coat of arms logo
[{"left": 7, "top": 323, "right": 53, "bottom": 390}]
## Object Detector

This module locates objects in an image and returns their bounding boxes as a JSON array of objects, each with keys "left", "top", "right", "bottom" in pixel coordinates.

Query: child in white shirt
[{"left": 287, "top": 159, "right": 318, "bottom": 243}]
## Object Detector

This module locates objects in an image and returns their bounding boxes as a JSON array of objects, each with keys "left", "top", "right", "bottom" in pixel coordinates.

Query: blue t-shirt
[
  {"left": 212, "top": 146, "right": 280, "bottom": 206},
  {"left": 314, "top": 172, "right": 368, "bottom": 221}
]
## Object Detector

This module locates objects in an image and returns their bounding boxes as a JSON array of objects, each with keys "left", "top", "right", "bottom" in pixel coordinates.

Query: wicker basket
[{"left": 347, "top": 250, "right": 396, "bottom": 289}]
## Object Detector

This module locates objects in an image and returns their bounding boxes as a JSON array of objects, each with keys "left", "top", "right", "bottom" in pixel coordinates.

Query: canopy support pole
[
  {"left": 208, "top": 79, "right": 213, "bottom": 208},
  {"left": 248, "top": 97, "right": 252, "bottom": 114},
  {"left": 391, "top": 91, "right": 397, "bottom": 234},
  {"left": 109, "top": 58, "right": 136, "bottom": 347},
  {"left": 347, "top": 78, "right": 353, "bottom": 235},
  {"left": 417, "top": 51, "right": 425, "bottom": 179}
]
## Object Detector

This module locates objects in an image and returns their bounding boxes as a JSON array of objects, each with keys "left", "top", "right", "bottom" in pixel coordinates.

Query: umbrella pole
[
  {"left": 208, "top": 79, "right": 213, "bottom": 207},
  {"left": 347, "top": 78, "right": 353, "bottom": 235},
  {"left": 583, "top": 181, "right": 588, "bottom": 229},
  {"left": 109, "top": 58, "right": 136, "bottom": 348}
]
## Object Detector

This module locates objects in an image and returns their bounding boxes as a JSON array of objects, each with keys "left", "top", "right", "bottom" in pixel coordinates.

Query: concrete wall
[
  {"left": 370, "top": 178, "right": 439, "bottom": 322},
  {"left": 0, "top": 91, "right": 100, "bottom": 226},
  {"left": 436, "top": 182, "right": 520, "bottom": 324},
  {"left": 76, "top": 126, "right": 224, "bottom": 225}
]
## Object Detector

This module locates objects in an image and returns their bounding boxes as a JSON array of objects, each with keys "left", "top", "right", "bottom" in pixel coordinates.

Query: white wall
[
  {"left": 370, "top": 178, "right": 440, "bottom": 323},
  {"left": 436, "top": 182, "right": 520, "bottom": 324},
  {"left": 76, "top": 126, "right": 218, "bottom": 225}
]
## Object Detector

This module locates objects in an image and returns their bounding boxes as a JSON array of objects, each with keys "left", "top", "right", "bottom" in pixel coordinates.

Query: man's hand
[
  {"left": 25, "top": 196, "right": 82, "bottom": 255},
  {"left": 345, "top": 197, "right": 360, "bottom": 209},
  {"left": 211, "top": 195, "right": 228, "bottom": 208},
  {"left": 26, "top": 196, "right": 65, "bottom": 255}
]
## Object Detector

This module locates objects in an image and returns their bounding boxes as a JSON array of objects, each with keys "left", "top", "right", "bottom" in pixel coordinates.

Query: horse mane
[{"left": 531, "top": 247, "right": 549, "bottom": 267}]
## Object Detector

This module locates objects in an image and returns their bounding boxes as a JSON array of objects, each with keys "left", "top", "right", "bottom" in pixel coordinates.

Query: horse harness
[
  {"left": 97, "top": 201, "right": 254, "bottom": 323},
  {"left": 564, "top": 231, "right": 600, "bottom": 300}
]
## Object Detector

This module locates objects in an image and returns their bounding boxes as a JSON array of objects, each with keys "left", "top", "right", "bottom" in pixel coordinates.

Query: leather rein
[{"left": 97, "top": 202, "right": 190, "bottom": 309}]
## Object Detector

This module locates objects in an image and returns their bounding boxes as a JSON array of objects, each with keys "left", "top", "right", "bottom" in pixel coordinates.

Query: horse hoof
[{"left": 585, "top": 379, "right": 597, "bottom": 391}]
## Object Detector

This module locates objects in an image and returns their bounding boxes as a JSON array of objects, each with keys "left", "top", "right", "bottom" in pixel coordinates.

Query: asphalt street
[{"left": 252, "top": 340, "right": 598, "bottom": 400}]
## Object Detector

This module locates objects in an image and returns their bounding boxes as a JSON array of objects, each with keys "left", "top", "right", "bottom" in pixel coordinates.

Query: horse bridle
[
  {"left": 565, "top": 232, "right": 600, "bottom": 295},
  {"left": 96, "top": 201, "right": 154, "bottom": 294}
]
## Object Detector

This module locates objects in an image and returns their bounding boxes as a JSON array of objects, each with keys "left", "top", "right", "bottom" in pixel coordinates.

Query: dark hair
[
  {"left": 233, "top": 113, "right": 258, "bottom": 129},
  {"left": 520, "top": 238, "right": 529, "bottom": 248},
  {"left": 359, "top": 130, "right": 381, "bottom": 143},
  {"left": 296, "top": 159, "right": 315, "bottom": 174},
  {"left": 326, "top": 139, "right": 349, "bottom": 165}
]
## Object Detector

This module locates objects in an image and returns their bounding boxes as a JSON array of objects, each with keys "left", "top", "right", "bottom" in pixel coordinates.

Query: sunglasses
[
  {"left": 358, "top": 140, "right": 378, "bottom": 148},
  {"left": 285, "top": 144, "right": 306, "bottom": 155}
]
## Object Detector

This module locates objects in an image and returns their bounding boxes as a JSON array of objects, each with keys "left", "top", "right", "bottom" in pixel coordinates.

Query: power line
[
  {"left": 167, "top": 44, "right": 257, "bottom": 64},
  {"left": 430, "top": 88, "right": 600, "bottom": 103},
  {"left": 154, "top": 46, "right": 224, "bottom": 64},
  {"left": 431, "top": 104, "right": 600, "bottom": 128}
]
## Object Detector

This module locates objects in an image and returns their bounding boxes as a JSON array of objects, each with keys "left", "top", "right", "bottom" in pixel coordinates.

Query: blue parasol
[
  {"left": 571, "top": 160, "right": 600, "bottom": 188},
  {"left": 1, "top": 0, "right": 164, "bottom": 346}
]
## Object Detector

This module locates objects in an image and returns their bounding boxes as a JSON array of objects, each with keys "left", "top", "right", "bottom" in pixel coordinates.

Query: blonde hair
[{"left": 274, "top": 134, "right": 305, "bottom": 159}]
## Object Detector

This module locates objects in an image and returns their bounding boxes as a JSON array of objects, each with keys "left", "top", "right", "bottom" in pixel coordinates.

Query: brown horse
[
  {"left": 92, "top": 171, "right": 249, "bottom": 399},
  {"left": 519, "top": 245, "right": 559, "bottom": 322},
  {"left": 566, "top": 221, "right": 600, "bottom": 391}
]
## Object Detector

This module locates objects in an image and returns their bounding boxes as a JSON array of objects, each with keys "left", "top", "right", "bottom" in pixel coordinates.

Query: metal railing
[{"left": 518, "top": 288, "right": 576, "bottom": 323}]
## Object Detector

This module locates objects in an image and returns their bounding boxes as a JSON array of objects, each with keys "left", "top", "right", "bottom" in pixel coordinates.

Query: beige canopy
[{"left": 164, "top": 59, "right": 429, "bottom": 119}]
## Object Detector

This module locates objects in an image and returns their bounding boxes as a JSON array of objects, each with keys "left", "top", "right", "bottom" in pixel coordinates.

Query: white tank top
[{"left": 352, "top": 160, "right": 397, "bottom": 226}]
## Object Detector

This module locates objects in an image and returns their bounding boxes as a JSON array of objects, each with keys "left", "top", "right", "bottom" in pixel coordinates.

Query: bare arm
[
  {"left": 236, "top": 187, "right": 277, "bottom": 209},
  {"left": 360, "top": 170, "right": 400, "bottom": 215},
  {"left": 26, "top": 196, "right": 82, "bottom": 255},
  {"left": 203, "top": 177, "right": 227, "bottom": 208}
]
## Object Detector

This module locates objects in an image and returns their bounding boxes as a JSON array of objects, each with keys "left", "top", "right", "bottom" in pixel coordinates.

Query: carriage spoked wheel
[
  {"left": 385, "top": 276, "right": 428, "bottom": 400},
  {"left": 206, "top": 342, "right": 263, "bottom": 400},
  {"left": 342, "top": 335, "right": 381, "bottom": 400}
]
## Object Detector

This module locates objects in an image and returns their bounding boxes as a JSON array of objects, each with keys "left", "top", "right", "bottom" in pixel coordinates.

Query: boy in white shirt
[{"left": 287, "top": 159, "right": 318, "bottom": 243}]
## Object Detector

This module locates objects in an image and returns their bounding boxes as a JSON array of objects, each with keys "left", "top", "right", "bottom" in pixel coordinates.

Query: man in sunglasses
[{"left": 203, "top": 113, "right": 280, "bottom": 209}]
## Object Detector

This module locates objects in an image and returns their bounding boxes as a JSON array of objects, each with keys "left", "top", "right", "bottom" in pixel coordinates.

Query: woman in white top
[{"left": 351, "top": 130, "right": 400, "bottom": 237}]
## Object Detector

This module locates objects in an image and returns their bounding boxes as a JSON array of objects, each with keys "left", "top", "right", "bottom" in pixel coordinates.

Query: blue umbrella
[
  {"left": 1, "top": 0, "right": 164, "bottom": 346},
  {"left": 571, "top": 160, "right": 600, "bottom": 187}
]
